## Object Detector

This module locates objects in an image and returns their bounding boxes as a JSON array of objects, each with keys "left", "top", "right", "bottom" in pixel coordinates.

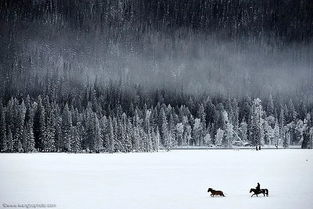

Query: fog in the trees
[{"left": 1, "top": 0, "right": 313, "bottom": 153}]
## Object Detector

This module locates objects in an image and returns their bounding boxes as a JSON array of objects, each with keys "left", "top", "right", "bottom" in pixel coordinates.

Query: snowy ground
[{"left": 1, "top": 150, "right": 313, "bottom": 209}]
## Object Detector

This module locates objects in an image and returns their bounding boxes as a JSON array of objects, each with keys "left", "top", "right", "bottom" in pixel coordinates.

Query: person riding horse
[
  {"left": 256, "top": 183, "right": 260, "bottom": 192},
  {"left": 250, "top": 183, "right": 269, "bottom": 197}
]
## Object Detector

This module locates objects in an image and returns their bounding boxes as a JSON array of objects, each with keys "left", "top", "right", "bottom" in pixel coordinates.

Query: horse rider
[{"left": 256, "top": 182, "right": 260, "bottom": 192}]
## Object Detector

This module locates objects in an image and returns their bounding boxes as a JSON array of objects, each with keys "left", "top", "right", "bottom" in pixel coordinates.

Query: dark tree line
[
  {"left": 1, "top": 0, "right": 312, "bottom": 43},
  {"left": 0, "top": 70, "right": 312, "bottom": 153}
]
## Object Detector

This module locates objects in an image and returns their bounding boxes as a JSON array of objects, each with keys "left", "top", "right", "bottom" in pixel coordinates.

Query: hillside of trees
[
  {"left": 0, "top": 69, "right": 312, "bottom": 153},
  {"left": 1, "top": 0, "right": 313, "bottom": 153}
]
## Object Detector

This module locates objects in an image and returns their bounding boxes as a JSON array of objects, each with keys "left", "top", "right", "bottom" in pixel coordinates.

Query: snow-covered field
[{"left": 1, "top": 150, "right": 313, "bottom": 209}]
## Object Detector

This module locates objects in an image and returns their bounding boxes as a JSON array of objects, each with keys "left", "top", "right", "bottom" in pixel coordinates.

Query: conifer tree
[
  {"left": 62, "top": 103, "right": 72, "bottom": 152},
  {"left": 33, "top": 96, "right": 46, "bottom": 151},
  {"left": 7, "top": 128, "right": 13, "bottom": 152},
  {"left": 0, "top": 104, "right": 7, "bottom": 152}
]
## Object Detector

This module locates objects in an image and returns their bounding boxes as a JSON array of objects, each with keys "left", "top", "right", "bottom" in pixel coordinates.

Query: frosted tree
[
  {"left": 193, "top": 118, "right": 202, "bottom": 146},
  {"left": 215, "top": 128, "right": 224, "bottom": 146},
  {"left": 70, "top": 126, "right": 81, "bottom": 153},
  {"left": 183, "top": 124, "right": 192, "bottom": 146},
  {"left": 33, "top": 96, "right": 46, "bottom": 151},
  {"left": 279, "top": 108, "right": 285, "bottom": 141},
  {"left": 93, "top": 114, "right": 103, "bottom": 153},
  {"left": 62, "top": 103, "right": 72, "bottom": 152},
  {"left": 223, "top": 120, "right": 234, "bottom": 148},
  {"left": 250, "top": 98, "right": 264, "bottom": 146},
  {"left": 264, "top": 117, "right": 275, "bottom": 145},
  {"left": 300, "top": 114, "right": 311, "bottom": 148},
  {"left": 153, "top": 127, "right": 160, "bottom": 151},
  {"left": 232, "top": 99, "right": 239, "bottom": 132},
  {"left": 168, "top": 113, "right": 176, "bottom": 148},
  {"left": 7, "top": 129, "right": 13, "bottom": 152},
  {"left": 124, "top": 119, "right": 133, "bottom": 152},
  {"left": 197, "top": 103, "right": 206, "bottom": 144},
  {"left": 43, "top": 105, "right": 55, "bottom": 152},
  {"left": 100, "top": 116, "right": 108, "bottom": 150},
  {"left": 24, "top": 121, "right": 35, "bottom": 152},
  {"left": 107, "top": 117, "right": 115, "bottom": 153},
  {"left": 159, "top": 108, "right": 169, "bottom": 149},
  {"left": 0, "top": 104, "right": 7, "bottom": 152},
  {"left": 283, "top": 128, "right": 290, "bottom": 148},
  {"left": 204, "top": 133, "right": 212, "bottom": 146},
  {"left": 176, "top": 123, "right": 184, "bottom": 146},
  {"left": 288, "top": 99, "right": 297, "bottom": 123},
  {"left": 239, "top": 120, "right": 248, "bottom": 142},
  {"left": 274, "top": 120, "right": 280, "bottom": 147},
  {"left": 13, "top": 100, "right": 26, "bottom": 152},
  {"left": 295, "top": 120, "right": 304, "bottom": 145}
]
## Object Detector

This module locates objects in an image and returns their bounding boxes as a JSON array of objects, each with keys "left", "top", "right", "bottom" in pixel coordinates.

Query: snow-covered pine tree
[
  {"left": 193, "top": 118, "right": 202, "bottom": 146},
  {"left": 0, "top": 104, "right": 7, "bottom": 152},
  {"left": 33, "top": 96, "right": 46, "bottom": 151},
  {"left": 43, "top": 101, "right": 55, "bottom": 152},
  {"left": 176, "top": 123, "right": 184, "bottom": 146},
  {"left": 62, "top": 103, "right": 72, "bottom": 152},
  {"left": 250, "top": 98, "right": 263, "bottom": 146},
  {"left": 215, "top": 128, "right": 224, "bottom": 146},
  {"left": 153, "top": 127, "right": 160, "bottom": 151},
  {"left": 107, "top": 116, "right": 115, "bottom": 153},
  {"left": 224, "top": 121, "right": 234, "bottom": 148},
  {"left": 239, "top": 119, "right": 248, "bottom": 143},
  {"left": 100, "top": 115, "right": 108, "bottom": 150},
  {"left": 279, "top": 107, "right": 286, "bottom": 143},
  {"left": 232, "top": 98, "right": 239, "bottom": 132},
  {"left": 69, "top": 126, "right": 79, "bottom": 153},
  {"left": 124, "top": 118, "right": 133, "bottom": 152},
  {"left": 24, "top": 120, "right": 35, "bottom": 152},
  {"left": 274, "top": 120, "right": 280, "bottom": 147},
  {"left": 159, "top": 107, "right": 169, "bottom": 149},
  {"left": 7, "top": 128, "right": 13, "bottom": 152},
  {"left": 197, "top": 103, "right": 206, "bottom": 145},
  {"left": 93, "top": 113, "right": 103, "bottom": 153}
]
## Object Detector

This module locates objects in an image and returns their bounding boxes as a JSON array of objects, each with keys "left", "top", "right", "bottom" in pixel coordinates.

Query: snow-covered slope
[{"left": 0, "top": 150, "right": 312, "bottom": 209}]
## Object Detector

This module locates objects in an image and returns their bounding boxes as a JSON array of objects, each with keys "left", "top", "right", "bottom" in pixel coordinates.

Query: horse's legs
[{"left": 251, "top": 194, "right": 255, "bottom": 197}]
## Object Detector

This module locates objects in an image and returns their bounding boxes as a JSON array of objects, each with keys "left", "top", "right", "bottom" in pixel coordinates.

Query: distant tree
[
  {"left": 107, "top": 117, "right": 114, "bottom": 153},
  {"left": 193, "top": 118, "right": 202, "bottom": 146},
  {"left": 159, "top": 108, "right": 169, "bottom": 149},
  {"left": 33, "top": 96, "right": 46, "bottom": 151},
  {"left": 0, "top": 104, "right": 7, "bottom": 152},
  {"left": 24, "top": 121, "right": 35, "bottom": 152},
  {"left": 93, "top": 114, "right": 103, "bottom": 153},
  {"left": 215, "top": 128, "right": 224, "bottom": 146},
  {"left": 7, "top": 128, "right": 13, "bottom": 152},
  {"left": 239, "top": 120, "right": 248, "bottom": 142},
  {"left": 62, "top": 103, "right": 72, "bottom": 152},
  {"left": 176, "top": 123, "right": 184, "bottom": 146},
  {"left": 250, "top": 98, "right": 263, "bottom": 146}
]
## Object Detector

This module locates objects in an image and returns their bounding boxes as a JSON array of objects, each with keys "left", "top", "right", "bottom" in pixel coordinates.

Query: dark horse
[
  {"left": 207, "top": 188, "right": 225, "bottom": 197},
  {"left": 250, "top": 188, "right": 269, "bottom": 197}
]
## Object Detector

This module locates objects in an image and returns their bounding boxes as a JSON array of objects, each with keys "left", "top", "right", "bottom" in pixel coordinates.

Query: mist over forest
[{"left": 0, "top": 0, "right": 313, "bottom": 153}]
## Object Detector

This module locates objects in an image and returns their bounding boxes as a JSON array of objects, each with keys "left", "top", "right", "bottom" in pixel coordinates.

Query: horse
[
  {"left": 249, "top": 188, "right": 269, "bottom": 197},
  {"left": 207, "top": 188, "right": 225, "bottom": 197}
]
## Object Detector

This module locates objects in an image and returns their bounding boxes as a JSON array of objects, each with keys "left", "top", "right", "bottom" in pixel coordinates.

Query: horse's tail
[{"left": 265, "top": 189, "right": 269, "bottom": 196}]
